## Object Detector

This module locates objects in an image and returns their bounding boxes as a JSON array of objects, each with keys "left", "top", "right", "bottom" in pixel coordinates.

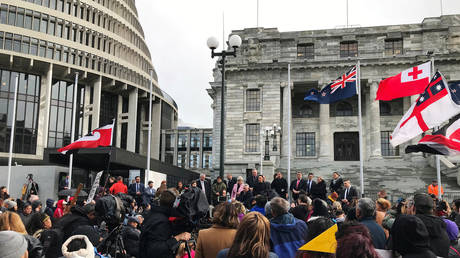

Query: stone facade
[{"left": 208, "top": 15, "right": 460, "bottom": 195}]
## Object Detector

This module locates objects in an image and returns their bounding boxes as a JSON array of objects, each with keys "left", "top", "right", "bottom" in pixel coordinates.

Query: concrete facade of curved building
[{"left": 0, "top": 0, "right": 183, "bottom": 199}]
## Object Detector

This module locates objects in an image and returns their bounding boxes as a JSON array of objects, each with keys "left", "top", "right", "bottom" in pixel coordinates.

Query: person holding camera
[{"left": 139, "top": 189, "right": 191, "bottom": 258}]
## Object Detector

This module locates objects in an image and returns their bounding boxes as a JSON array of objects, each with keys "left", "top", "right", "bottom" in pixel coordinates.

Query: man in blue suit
[{"left": 128, "top": 176, "right": 145, "bottom": 208}]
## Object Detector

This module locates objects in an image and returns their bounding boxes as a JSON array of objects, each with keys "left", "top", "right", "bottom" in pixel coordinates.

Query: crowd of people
[{"left": 0, "top": 170, "right": 459, "bottom": 258}]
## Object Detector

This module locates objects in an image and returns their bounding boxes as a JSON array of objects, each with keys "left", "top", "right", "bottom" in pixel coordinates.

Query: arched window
[
  {"left": 379, "top": 102, "right": 391, "bottom": 116},
  {"left": 336, "top": 101, "right": 353, "bottom": 116},
  {"left": 299, "top": 104, "right": 313, "bottom": 117}
]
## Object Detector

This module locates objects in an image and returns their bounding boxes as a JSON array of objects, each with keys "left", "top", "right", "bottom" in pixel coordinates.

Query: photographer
[{"left": 139, "top": 189, "right": 191, "bottom": 258}]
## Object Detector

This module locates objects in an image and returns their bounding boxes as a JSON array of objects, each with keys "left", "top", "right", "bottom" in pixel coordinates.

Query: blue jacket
[
  {"left": 360, "top": 217, "right": 386, "bottom": 249},
  {"left": 270, "top": 213, "right": 308, "bottom": 258},
  {"left": 250, "top": 205, "right": 266, "bottom": 216}
]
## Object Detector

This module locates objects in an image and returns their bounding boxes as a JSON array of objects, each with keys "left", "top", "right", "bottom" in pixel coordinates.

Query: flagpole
[
  {"left": 287, "top": 63, "right": 292, "bottom": 202},
  {"left": 6, "top": 74, "right": 19, "bottom": 191},
  {"left": 357, "top": 60, "right": 364, "bottom": 197},
  {"left": 430, "top": 56, "right": 443, "bottom": 199},
  {"left": 146, "top": 69, "right": 153, "bottom": 184},
  {"left": 68, "top": 72, "right": 79, "bottom": 189}
]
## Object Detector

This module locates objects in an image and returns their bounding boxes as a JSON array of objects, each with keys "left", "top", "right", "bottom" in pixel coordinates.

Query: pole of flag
[
  {"left": 6, "top": 74, "right": 19, "bottom": 191},
  {"left": 287, "top": 63, "right": 292, "bottom": 202},
  {"left": 430, "top": 56, "right": 443, "bottom": 199},
  {"left": 68, "top": 72, "right": 79, "bottom": 189},
  {"left": 146, "top": 69, "right": 153, "bottom": 184},
  {"left": 346, "top": 0, "right": 349, "bottom": 28},
  {"left": 357, "top": 60, "right": 364, "bottom": 197}
]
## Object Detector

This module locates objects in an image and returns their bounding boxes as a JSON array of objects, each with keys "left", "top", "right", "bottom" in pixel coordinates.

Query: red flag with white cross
[{"left": 376, "top": 61, "right": 431, "bottom": 101}]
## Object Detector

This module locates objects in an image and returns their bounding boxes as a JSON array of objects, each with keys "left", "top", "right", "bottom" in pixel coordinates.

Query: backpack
[{"left": 39, "top": 228, "right": 64, "bottom": 258}]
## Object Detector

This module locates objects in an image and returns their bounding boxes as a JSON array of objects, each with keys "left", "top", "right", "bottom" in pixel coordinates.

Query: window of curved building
[
  {"left": 336, "top": 101, "right": 353, "bottom": 116},
  {"left": 0, "top": 70, "right": 40, "bottom": 154},
  {"left": 47, "top": 80, "right": 84, "bottom": 148}
]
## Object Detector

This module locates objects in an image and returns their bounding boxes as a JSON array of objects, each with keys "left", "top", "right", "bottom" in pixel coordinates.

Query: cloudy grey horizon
[{"left": 137, "top": 0, "right": 460, "bottom": 128}]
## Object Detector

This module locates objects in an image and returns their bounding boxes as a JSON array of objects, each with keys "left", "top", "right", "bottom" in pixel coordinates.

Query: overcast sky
[{"left": 136, "top": 0, "right": 460, "bottom": 128}]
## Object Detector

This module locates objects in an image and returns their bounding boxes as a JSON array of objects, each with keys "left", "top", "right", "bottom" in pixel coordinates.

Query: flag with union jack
[{"left": 304, "top": 66, "right": 357, "bottom": 104}]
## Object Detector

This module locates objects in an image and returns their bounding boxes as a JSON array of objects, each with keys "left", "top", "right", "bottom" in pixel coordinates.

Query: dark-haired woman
[
  {"left": 336, "top": 221, "right": 380, "bottom": 258},
  {"left": 195, "top": 202, "right": 240, "bottom": 258},
  {"left": 27, "top": 212, "right": 52, "bottom": 238},
  {"left": 217, "top": 212, "right": 278, "bottom": 258}
]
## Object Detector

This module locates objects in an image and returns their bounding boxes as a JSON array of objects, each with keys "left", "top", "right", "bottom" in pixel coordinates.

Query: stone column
[
  {"left": 92, "top": 76, "right": 102, "bottom": 129},
  {"left": 82, "top": 85, "right": 91, "bottom": 135},
  {"left": 160, "top": 130, "right": 166, "bottom": 162},
  {"left": 127, "top": 88, "right": 138, "bottom": 152},
  {"left": 116, "top": 95, "right": 123, "bottom": 148},
  {"left": 186, "top": 130, "right": 191, "bottom": 169},
  {"left": 369, "top": 80, "right": 382, "bottom": 159},
  {"left": 199, "top": 130, "right": 204, "bottom": 169},
  {"left": 319, "top": 80, "right": 332, "bottom": 161},
  {"left": 36, "top": 63, "right": 53, "bottom": 156},
  {"left": 173, "top": 130, "right": 178, "bottom": 166}
]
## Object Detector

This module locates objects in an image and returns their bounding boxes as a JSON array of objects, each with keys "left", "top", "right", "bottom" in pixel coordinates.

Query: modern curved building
[{"left": 0, "top": 0, "right": 192, "bottom": 199}]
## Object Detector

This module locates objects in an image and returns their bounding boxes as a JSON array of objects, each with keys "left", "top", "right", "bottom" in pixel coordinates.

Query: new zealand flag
[{"left": 304, "top": 66, "right": 357, "bottom": 104}]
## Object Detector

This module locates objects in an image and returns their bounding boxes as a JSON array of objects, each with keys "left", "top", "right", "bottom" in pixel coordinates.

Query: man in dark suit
[
  {"left": 198, "top": 173, "right": 211, "bottom": 204},
  {"left": 290, "top": 172, "right": 307, "bottom": 201},
  {"left": 339, "top": 179, "right": 358, "bottom": 206},
  {"left": 128, "top": 176, "right": 145, "bottom": 207},
  {"left": 329, "top": 171, "right": 344, "bottom": 194},
  {"left": 305, "top": 172, "right": 316, "bottom": 196},
  {"left": 246, "top": 169, "right": 259, "bottom": 191},
  {"left": 226, "top": 174, "right": 237, "bottom": 193},
  {"left": 271, "top": 172, "right": 288, "bottom": 199}
]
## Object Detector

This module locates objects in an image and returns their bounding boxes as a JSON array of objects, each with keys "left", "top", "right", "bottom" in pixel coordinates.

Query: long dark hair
[
  {"left": 336, "top": 222, "right": 379, "bottom": 258},
  {"left": 227, "top": 212, "right": 270, "bottom": 258}
]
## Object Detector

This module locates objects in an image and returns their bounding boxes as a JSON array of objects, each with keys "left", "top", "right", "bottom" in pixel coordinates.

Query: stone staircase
[{"left": 281, "top": 158, "right": 460, "bottom": 200}]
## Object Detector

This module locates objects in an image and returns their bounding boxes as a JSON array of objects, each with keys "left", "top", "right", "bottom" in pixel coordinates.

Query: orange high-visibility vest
[{"left": 428, "top": 184, "right": 444, "bottom": 197}]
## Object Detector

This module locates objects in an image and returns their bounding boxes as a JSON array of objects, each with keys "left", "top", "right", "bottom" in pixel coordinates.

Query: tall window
[
  {"left": 164, "top": 153, "right": 173, "bottom": 165},
  {"left": 203, "top": 133, "right": 212, "bottom": 149},
  {"left": 385, "top": 39, "right": 403, "bottom": 56},
  {"left": 99, "top": 91, "right": 117, "bottom": 126},
  {"left": 245, "top": 124, "right": 260, "bottom": 152},
  {"left": 48, "top": 80, "right": 83, "bottom": 148},
  {"left": 190, "top": 153, "right": 199, "bottom": 168},
  {"left": 203, "top": 153, "right": 212, "bottom": 169},
  {"left": 340, "top": 41, "right": 358, "bottom": 58},
  {"left": 297, "top": 43, "right": 314, "bottom": 59},
  {"left": 165, "top": 134, "right": 174, "bottom": 151},
  {"left": 178, "top": 153, "right": 187, "bottom": 168},
  {"left": 246, "top": 89, "right": 260, "bottom": 111},
  {"left": 178, "top": 133, "right": 187, "bottom": 149},
  {"left": 296, "top": 132, "right": 316, "bottom": 157},
  {"left": 381, "top": 131, "right": 399, "bottom": 156},
  {"left": 190, "top": 132, "right": 200, "bottom": 149},
  {"left": 0, "top": 70, "right": 41, "bottom": 154}
]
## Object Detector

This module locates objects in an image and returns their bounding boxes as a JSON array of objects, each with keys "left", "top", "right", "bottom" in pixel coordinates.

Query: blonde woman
[{"left": 217, "top": 212, "right": 278, "bottom": 258}]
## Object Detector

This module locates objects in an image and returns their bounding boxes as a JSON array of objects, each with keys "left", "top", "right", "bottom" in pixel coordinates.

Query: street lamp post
[
  {"left": 271, "top": 124, "right": 281, "bottom": 151},
  {"left": 264, "top": 127, "right": 270, "bottom": 161},
  {"left": 207, "top": 34, "right": 242, "bottom": 178}
]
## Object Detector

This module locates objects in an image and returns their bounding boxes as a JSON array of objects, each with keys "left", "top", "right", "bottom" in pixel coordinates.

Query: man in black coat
[
  {"left": 54, "top": 204, "right": 96, "bottom": 242},
  {"left": 271, "top": 172, "right": 288, "bottom": 199},
  {"left": 290, "top": 172, "right": 307, "bottom": 201},
  {"left": 139, "top": 190, "right": 191, "bottom": 258},
  {"left": 128, "top": 176, "right": 145, "bottom": 208},
  {"left": 236, "top": 184, "right": 253, "bottom": 209},
  {"left": 411, "top": 193, "right": 450, "bottom": 257},
  {"left": 246, "top": 169, "right": 259, "bottom": 190},
  {"left": 305, "top": 172, "right": 316, "bottom": 196},
  {"left": 253, "top": 175, "right": 271, "bottom": 196},
  {"left": 226, "top": 174, "right": 237, "bottom": 194},
  {"left": 339, "top": 179, "right": 358, "bottom": 205},
  {"left": 198, "top": 174, "right": 211, "bottom": 204},
  {"left": 122, "top": 216, "right": 141, "bottom": 257},
  {"left": 329, "top": 171, "right": 344, "bottom": 194},
  {"left": 310, "top": 176, "right": 327, "bottom": 201}
]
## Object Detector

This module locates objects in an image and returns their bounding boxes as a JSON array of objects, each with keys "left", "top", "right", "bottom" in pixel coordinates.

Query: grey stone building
[{"left": 208, "top": 15, "right": 460, "bottom": 196}]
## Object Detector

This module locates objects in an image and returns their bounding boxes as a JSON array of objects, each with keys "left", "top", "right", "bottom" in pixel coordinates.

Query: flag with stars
[
  {"left": 304, "top": 66, "right": 357, "bottom": 104},
  {"left": 390, "top": 71, "right": 460, "bottom": 147}
]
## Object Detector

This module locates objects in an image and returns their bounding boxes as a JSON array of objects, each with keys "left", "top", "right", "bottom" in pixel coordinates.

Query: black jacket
[
  {"left": 271, "top": 178, "right": 288, "bottom": 198},
  {"left": 24, "top": 234, "right": 44, "bottom": 258},
  {"left": 290, "top": 179, "right": 307, "bottom": 200},
  {"left": 339, "top": 186, "right": 358, "bottom": 203},
  {"left": 246, "top": 175, "right": 258, "bottom": 189},
  {"left": 415, "top": 214, "right": 450, "bottom": 257},
  {"left": 226, "top": 178, "right": 237, "bottom": 193},
  {"left": 253, "top": 182, "right": 271, "bottom": 196},
  {"left": 237, "top": 191, "right": 253, "bottom": 209},
  {"left": 305, "top": 179, "right": 316, "bottom": 195},
  {"left": 311, "top": 181, "right": 327, "bottom": 200},
  {"left": 139, "top": 205, "right": 180, "bottom": 258},
  {"left": 122, "top": 225, "right": 141, "bottom": 257},
  {"left": 329, "top": 177, "right": 344, "bottom": 193},
  {"left": 198, "top": 180, "right": 211, "bottom": 204},
  {"left": 53, "top": 206, "right": 91, "bottom": 241},
  {"left": 290, "top": 205, "right": 309, "bottom": 222}
]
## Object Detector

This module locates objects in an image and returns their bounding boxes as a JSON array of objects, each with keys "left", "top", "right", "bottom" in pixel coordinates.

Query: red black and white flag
[
  {"left": 376, "top": 62, "right": 431, "bottom": 100},
  {"left": 390, "top": 72, "right": 460, "bottom": 147},
  {"left": 58, "top": 122, "right": 114, "bottom": 154},
  {"left": 406, "top": 115, "right": 460, "bottom": 156}
]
